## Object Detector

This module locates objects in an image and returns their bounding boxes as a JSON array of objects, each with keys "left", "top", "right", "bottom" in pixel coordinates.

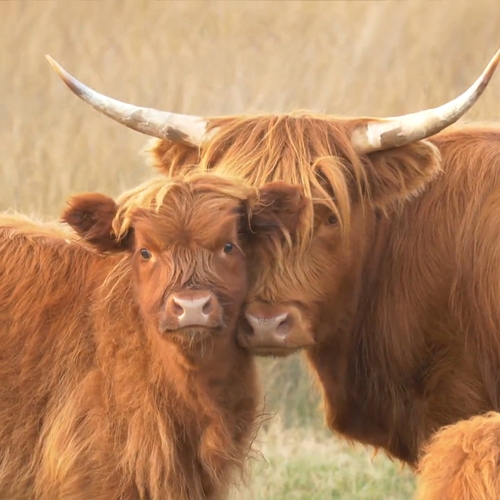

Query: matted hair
[
  {"left": 147, "top": 114, "right": 362, "bottom": 247},
  {"left": 147, "top": 112, "right": 440, "bottom": 254},
  {"left": 112, "top": 171, "right": 259, "bottom": 241}
]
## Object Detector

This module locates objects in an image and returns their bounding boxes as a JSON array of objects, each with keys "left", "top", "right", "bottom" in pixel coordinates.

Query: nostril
[
  {"left": 276, "top": 317, "right": 290, "bottom": 335},
  {"left": 242, "top": 315, "right": 255, "bottom": 336},
  {"left": 171, "top": 298, "right": 184, "bottom": 317},
  {"left": 243, "top": 313, "right": 260, "bottom": 336},
  {"left": 202, "top": 296, "right": 213, "bottom": 315}
]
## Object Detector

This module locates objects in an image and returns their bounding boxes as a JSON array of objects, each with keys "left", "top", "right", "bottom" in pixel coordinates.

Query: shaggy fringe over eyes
[
  {"left": 146, "top": 113, "right": 376, "bottom": 251},
  {"left": 147, "top": 113, "right": 441, "bottom": 255},
  {"left": 112, "top": 172, "right": 259, "bottom": 241}
]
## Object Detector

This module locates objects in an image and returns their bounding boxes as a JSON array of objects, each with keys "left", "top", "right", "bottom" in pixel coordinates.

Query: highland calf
[
  {"left": 0, "top": 173, "right": 305, "bottom": 500},
  {"left": 417, "top": 412, "right": 500, "bottom": 500},
  {"left": 46, "top": 50, "right": 500, "bottom": 466}
]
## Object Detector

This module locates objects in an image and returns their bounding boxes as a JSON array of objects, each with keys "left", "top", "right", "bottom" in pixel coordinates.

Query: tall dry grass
[
  {"left": 1, "top": 2, "right": 500, "bottom": 498},
  {"left": 1, "top": 1, "right": 500, "bottom": 216}
]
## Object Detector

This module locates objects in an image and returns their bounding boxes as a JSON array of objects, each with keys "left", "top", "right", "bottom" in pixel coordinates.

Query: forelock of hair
[
  {"left": 112, "top": 173, "right": 258, "bottom": 241},
  {"left": 147, "top": 113, "right": 375, "bottom": 249}
]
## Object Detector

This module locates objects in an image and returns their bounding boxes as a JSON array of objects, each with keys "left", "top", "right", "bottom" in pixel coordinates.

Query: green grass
[
  {"left": 230, "top": 356, "right": 417, "bottom": 499},
  {"left": 232, "top": 418, "right": 416, "bottom": 500}
]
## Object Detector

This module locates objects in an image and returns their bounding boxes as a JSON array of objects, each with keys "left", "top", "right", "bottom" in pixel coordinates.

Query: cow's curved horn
[
  {"left": 351, "top": 47, "right": 500, "bottom": 153},
  {"left": 45, "top": 55, "right": 208, "bottom": 147}
]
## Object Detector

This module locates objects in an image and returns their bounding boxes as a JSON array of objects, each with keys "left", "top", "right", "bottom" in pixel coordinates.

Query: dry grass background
[{"left": 1, "top": 1, "right": 500, "bottom": 498}]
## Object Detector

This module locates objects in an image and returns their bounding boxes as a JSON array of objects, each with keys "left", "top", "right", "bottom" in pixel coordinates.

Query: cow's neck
[
  {"left": 96, "top": 276, "right": 257, "bottom": 498},
  {"left": 148, "top": 331, "right": 258, "bottom": 498},
  {"left": 306, "top": 207, "right": 434, "bottom": 465},
  {"left": 152, "top": 330, "right": 241, "bottom": 397}
]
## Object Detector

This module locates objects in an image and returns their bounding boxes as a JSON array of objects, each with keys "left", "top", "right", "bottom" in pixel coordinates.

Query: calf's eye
[
  {"left": 140, "top": 248, "right": 152, "bottom": 261},
  {"left": 326, "top": 214, "right": 338, "bottom": 226},
  {"left": 223, "top": 242, "right": 234, "bottom": 254}
]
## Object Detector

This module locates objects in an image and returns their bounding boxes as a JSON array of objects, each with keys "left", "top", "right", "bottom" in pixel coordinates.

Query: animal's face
[
  {"left": 129, "top": 194, "right": 248, "bottom": 343},
  {"left": 226, "top": 128, "right": 441, "bottom": 357},
  {"left": 62, "top": 176, "right": 306, "bottom": 350},
  {"left": 238, "top": 201, "right": 367, "bottom": 356}
]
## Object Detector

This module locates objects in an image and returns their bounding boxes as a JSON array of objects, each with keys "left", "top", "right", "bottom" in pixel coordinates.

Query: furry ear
[
  {"left": 251, "top": 181, "right": 307, "bottom": 236},
  {"left": 61, "top": 193, "right": 130, "bottom": 253},
  {"left": 363, "top": 139, "right": 441, "bottom": 207}
]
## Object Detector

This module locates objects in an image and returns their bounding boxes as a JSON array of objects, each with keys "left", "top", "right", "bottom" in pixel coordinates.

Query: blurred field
[
  {"left": 231, "top": 416, "right": 416, "bottom": 500},
  {"left": 2, "top": 1, "right": 500, "bottom": 498}
]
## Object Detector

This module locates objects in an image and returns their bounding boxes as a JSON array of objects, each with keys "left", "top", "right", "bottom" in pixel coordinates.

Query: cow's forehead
[
  {"left": 112, "top": 175, "right": 254, "bottom": 244},
  {"left": 131, "top": 196, "right": 243, "bottom": 252}
]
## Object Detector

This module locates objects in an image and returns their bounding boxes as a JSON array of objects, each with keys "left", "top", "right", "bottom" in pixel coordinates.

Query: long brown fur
[
  {"left": 147, "top": 114, "right": 500, "bottom": 468},
  {"left": 0, "top": 172, "right": 305, "bottom": 499},
  {"left": 416, "top": 412, "right": 500, "bottom": 500}
]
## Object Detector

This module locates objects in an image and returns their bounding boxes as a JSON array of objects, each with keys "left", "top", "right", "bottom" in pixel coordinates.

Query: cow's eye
[
  {"left": 223, "top": 242, "right": 234, "bottom": 254},
  {"left": 326, "top": 214, "right": 338, "bottom": 226},
  {"left": 140, "top": 248, "right": 152, "bottom": 261}
]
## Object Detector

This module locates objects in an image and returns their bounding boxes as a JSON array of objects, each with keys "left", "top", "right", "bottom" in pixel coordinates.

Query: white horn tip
[
  {"left": 44, "top": 55, "right": 209, "bottom": 146},
  {"left": 45, "top": 54, "right": 64, "bottom": 77},
  {"left": 46, "top": 55, "right": 82, "bottom": 96}
]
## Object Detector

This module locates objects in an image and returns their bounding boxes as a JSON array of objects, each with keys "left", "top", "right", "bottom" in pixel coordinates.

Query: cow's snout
[
  {"left": 244, "top": 312, "right": 290, "bottom": 339},
  {"left": 237, "top": 302, "right": 315, "bottom": 356},
  {"left": 163, "top": 290, "right": 223, "bottom": 330}
]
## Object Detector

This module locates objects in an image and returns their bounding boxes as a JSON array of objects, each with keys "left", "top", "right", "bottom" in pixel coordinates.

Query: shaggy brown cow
[
  {"left": 0, "top": 173, "right": 305, "bottom": 500},
  {"left": 416, "top": 412, "right": 500, "bottom": 500},
  {"left": 46, "top": 50, "right": 500, "bottom": 466}
]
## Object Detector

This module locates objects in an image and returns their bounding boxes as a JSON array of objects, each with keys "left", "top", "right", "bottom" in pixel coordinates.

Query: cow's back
[
  {"left": 420, "top": 126, "right": 500, "bottom": 410},
  {"left": 416, "top": 411, "right": 500, "bottom": 500},
  {"left": 0, "top": 219, "right": 104, "bottom": 496}
]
